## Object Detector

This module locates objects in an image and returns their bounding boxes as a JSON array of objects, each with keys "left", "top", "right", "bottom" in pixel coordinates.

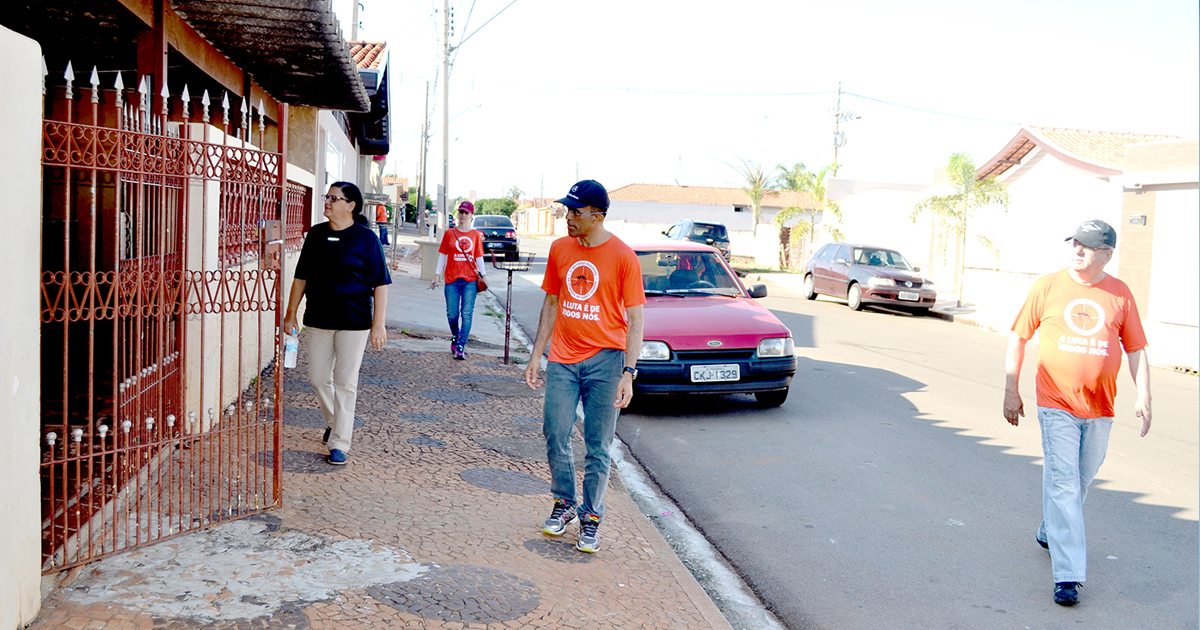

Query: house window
[
  {"left": 733, "top": 206, "right": 747, "bottom": 213},
  {"left": 325, "top": 139, "right": 342, "bottom": 187}
]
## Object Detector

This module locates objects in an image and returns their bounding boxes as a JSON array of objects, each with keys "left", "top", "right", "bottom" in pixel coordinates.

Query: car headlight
[
  {"left": 757, "top": 337, "right": 794, "bottom": 358},
  {"left": 639, "top": 341, "right": 671, "bottom": 361},
  {"left": 867, "top": 276, "right": 895, "bottom": 287},
  {"left": 923, "top": 280, "right": 934, "bottom": 290}
]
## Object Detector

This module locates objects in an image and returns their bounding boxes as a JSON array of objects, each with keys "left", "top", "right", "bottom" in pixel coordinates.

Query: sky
[{"left": 333, "top": 0, "right": 1199, "bottom": 202}]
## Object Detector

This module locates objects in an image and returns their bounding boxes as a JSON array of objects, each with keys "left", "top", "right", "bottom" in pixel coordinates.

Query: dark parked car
[
  {"left": 663, "top": 220, "right": 731, "bottom": 261},
  {"left": 632, "top": 240, "right": 796, "bottom": 407},
  {"left": 473, "top": 215, "right": 520, "bottom": 261},
  {"left": 803, "top": 242, "right": 936, "bottom": 314}
]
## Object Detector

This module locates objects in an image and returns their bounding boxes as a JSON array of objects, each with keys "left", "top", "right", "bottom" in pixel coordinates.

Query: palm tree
[
  {"left": 729, "top": 157, "right": 774, "bottom": 236},
  {"left": 507, "top": 185, "right": 524, "bottom": 202},
  {"left": 773, "top": 163, "right": 843, "bottom": 269},
  {"left": 910, "top": 152, "right": 1010, "bottom": 307}
]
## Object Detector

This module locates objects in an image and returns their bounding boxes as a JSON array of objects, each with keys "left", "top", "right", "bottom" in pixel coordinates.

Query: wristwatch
[{"left": 623, "top": 366, "right": 638, "bottom": 380}]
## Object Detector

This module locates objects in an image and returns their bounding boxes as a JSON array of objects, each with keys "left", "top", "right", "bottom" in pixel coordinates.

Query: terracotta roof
[
  {"left": 382, "top": 176, "right": 408, "bottom": 188},
  {"left": 347, "top": 41, "right": 386, "bottom": 70},
  {"left": 609, "top": 183, "right": 815, "bottom": 208},
  {"left": 977, "top": 126, "right": 1179, "bottom": 180}
]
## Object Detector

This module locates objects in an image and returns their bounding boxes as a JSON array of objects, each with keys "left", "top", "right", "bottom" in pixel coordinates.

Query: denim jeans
[
  {"left": 444, "top": 278, "right": 478, "bottom": 350},
  {"left": 1036, "top": 406, "right": 1113, "bottom": 584},
  {"left": 543, "top": 348, "right": 624, "bottom": 522}
]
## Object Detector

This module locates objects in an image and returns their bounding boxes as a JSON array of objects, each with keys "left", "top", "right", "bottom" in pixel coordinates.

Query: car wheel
[
  {"left": 847, "top": 283, "right": 864, "bottom": 311},
  {"left": 803, "top": 274, "right": 817, "bottom": 300},
  {"left": 755, "top": 389, "right": 788, "bottom": 407},
  {"left": 910, "top": 306, "right": 930, "bottom": 317}
]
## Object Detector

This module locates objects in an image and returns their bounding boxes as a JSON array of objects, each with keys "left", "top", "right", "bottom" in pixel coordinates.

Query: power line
[{"left": 844, "top": 91, "right": 1020, "bottom": 126}]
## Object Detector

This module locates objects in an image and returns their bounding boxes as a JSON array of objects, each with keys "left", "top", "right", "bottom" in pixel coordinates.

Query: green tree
[
  {"left": 773, "top": 163, "right": 843, "bottom": 269},
  {"left": 910, "top": 152, "right": 1010, "bottom": 307},
  {"left": 507, "top": 186, "right": 524, "bottom": 201},
  {"left": 729, "top": 157, "right": 775, "bottom": 236},
  {"left": 477, "top": 198, "right": 518, "bottom": 217}
]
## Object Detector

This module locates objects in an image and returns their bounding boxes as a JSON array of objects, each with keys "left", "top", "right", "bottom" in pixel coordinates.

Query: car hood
[
  {"left": 644, "top": 295, "right": 790, "bottom": 350},
  {"left": 859, "top": 267, "right": 925, "bottom": 284}
]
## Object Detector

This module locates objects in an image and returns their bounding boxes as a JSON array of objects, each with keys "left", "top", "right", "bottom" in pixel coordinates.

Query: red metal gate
[{"left": 39, "top": 65, "right": 287, "bottom": 572}]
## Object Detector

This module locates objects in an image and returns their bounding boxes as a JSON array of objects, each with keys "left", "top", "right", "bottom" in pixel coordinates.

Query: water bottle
[{"left": 283, "top": 333, "right": 299, "bottom": 369}]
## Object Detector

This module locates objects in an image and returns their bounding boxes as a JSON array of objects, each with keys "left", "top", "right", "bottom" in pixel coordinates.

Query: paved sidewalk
[{"left": 30, "top": 230, "right": 733, "bottom": 630}]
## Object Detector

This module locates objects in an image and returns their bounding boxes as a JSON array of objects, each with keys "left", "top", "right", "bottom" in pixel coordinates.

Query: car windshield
[
  {"left": 853, "top": 248, "right": 913, "bottom": 270},
  {"left": 473, "top": 216, "right": 514, "bottom": 228},
  {"left": 690, "top": 223, "right": 726, "bottom": 239},
  {"left": 636, "top": 250, "right": 742, "bottom": 296}
]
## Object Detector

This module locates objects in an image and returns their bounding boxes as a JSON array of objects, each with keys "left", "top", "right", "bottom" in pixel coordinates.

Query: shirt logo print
[
  {"left": 456, "top": 236, "right": 473, "bottom": 254},
  {"left": 1063, "top": 298, "right": 1106, "bottom": 337},
  {"left": 566, "top": 260, "right": 600, "bottom": 301}
]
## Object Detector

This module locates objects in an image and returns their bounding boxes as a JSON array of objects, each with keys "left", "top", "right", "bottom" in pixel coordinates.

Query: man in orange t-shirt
[
  {"left": 1004, "top": 219, "right": 1152, "bottom": 606},
  {"left": 524, "top": 180, "right": 645, "bottom": 554}
]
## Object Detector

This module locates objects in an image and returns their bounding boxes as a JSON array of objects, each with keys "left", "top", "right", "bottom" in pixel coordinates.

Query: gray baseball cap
[{"left": 1065, "top": 220, "right": 1117, "bottom": 249}]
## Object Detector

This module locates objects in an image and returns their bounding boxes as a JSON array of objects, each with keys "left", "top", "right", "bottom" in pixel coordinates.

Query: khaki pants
[{"left": 306, "top": 327, "right": 369, "bottom": 452}]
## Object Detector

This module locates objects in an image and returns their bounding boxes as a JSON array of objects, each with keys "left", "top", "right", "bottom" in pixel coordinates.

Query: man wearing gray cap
[{"left": 1003, "top": 219, "right": 1152, "bottom": 606}]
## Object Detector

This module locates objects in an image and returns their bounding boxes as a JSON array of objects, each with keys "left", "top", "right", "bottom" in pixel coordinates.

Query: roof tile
[
  {"left": 609, "top": 183, "right": 814, "bottom": 208},
  {"left": 347, "top": 41, "right": 387, "bottom": 70},
  {"left": 1029, "top": 126, "right": 1178, "bottom": 169}
]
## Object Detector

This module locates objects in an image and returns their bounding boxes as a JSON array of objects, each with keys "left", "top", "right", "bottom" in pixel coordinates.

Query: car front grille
[{"left": 674, "top": 349, "right": 756, "bottom": 361}]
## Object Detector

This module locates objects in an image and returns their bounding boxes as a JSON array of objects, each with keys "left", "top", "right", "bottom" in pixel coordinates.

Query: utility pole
[
  {"left": 350, "top": 0, "right": 359, "bottom": 40},
  {"left": 440, "top": 0, "right": 453, "bottom": 232},
  {"left": 416, "top": 81, "right": 430, "bottom": 236},
  {"left": 831, "top": 82, "right": 859, "bottom": 175}
]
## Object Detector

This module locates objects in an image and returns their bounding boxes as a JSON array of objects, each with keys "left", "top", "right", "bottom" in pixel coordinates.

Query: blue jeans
[
  {"left": 444, "top": 278, "right": 477, "bottom": 350},
  {"left": 1036, "top": 406, "right": 1113, "bottom": 584},
  {"left": 543, "top": 349, "right": 624, "bottom": 522}
]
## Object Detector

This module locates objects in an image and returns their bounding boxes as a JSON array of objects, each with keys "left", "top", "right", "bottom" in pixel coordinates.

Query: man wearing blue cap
[
  {"left": 1004, "top": 219, "right": 1151, "bottom": 606},
  {"left": 525, "top": 180, "right": 646, "bottom": 553}
]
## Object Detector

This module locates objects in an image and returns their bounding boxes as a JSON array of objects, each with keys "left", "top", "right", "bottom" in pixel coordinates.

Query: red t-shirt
[
  {"left": 1012, "top": 269, "right": 1148, "bottom": 418},
  {"left": 542, "top": 235, "right": 646, "bottom": 364},
  {"left": 438, "top": 228, "right": 484, "bottom": 283}
]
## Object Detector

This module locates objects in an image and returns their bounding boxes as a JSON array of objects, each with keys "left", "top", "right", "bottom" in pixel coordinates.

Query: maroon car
[
  {"left": 631, "top": 241, "right": 796, "bottom": 407},
  {"left": 803, "top": 242, "right": 936, "bottom": 315}
]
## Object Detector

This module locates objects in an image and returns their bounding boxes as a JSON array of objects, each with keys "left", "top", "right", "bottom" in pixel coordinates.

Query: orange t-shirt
[
  {"left": 543, "top": 235, "right": 646, "bottom": 364},
  {"left": 1012, "top": 269, "right": 1147, "bottom": 418},
  {"left": 376, "top": 205, "right": 388, "bottom": 222},
  {"left": 438, "top": 228, "right": 484, "bottom": 283}
]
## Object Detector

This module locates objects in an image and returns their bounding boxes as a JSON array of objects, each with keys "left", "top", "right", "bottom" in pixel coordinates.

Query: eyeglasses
[
  {"left": 324, "top": 194, "right": 349, "bottom": 203},
  {"left": 1072, "top": 239, "right": 1113, "bottom": 252},
  {"left": 565, "top": 209, "right": 603, "bottom": 218}
]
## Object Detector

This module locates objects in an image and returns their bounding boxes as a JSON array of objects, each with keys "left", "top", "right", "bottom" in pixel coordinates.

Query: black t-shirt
[{"left": 295, "top": 221, "right": 392, "bottom": 330}]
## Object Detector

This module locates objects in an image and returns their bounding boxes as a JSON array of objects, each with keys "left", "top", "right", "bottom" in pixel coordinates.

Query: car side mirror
[
  {"left": 835, "top": 258, "right": 847, "bottom": 265},
  {"left": 913, "top": 266, "right": 921, "bottom": 272},
  {"left": 705, "top": 238, "right": 714, "bottom": 245},
  {"left": 748, "top": 283, "right": 768, "bottom": 298}
]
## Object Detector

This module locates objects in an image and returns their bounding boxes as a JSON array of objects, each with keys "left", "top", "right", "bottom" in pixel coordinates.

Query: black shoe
[
  {"left": 1054, "top": 582, "right": 1079, "bottom": 606},
  {"left": 322, "top": 427, "right": 331, "bottom": 444}
]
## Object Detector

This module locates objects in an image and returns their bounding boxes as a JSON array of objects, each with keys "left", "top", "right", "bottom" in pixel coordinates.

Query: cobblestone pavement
[{"left": 31, "top": 333, "right": 732, "bottom": 630}]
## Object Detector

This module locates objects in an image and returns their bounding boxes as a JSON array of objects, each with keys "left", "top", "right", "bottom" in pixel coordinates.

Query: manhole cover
[
  {"left": 523, "top": 538, "right": 594, "bottom": 564},
  {"left": 454, "top": 374, "right": 523, "bottom": 383},
  {"left": 283, "top": 408, "right": 364, "bottom": 429},
  {"left": 399, "top": 413, "right": 443, "bottom": 423},
  {"left": 420, "top": 389, "right": 486, "bottom": 403},
  {"left": 407, "top": 437, "right": 446, "bottom": 447},
  {"left": 254, "top": 450, "right": 342, "bottom": 474},
  {"left": 470, "top": 381, "right": 542, "bottom": 398},
  {"left": 460, "top": 467, "right": 549, "bottom": 495},
  {"left": 366, "top": 564, "right": 540, "bottom": 624}
]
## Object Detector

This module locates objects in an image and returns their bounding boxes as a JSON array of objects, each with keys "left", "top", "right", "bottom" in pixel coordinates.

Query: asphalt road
[{"left": 497, "top": 236, "right": 1199, "bottom": 630}]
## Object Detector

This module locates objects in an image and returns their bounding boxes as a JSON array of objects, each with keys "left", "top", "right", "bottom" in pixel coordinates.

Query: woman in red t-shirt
[{"left": 430, "top": 201, "right": 487, "bottom": 359}]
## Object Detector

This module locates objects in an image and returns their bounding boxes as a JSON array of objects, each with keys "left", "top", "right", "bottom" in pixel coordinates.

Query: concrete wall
[
  {"left": 0, "top": 25, "right": 45, "bottom": 629},
  {"left": 288, "top": 106, "right": 319, "bottom": 176}
]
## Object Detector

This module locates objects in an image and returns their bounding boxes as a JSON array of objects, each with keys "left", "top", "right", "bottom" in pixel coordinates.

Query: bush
[{"left": 476, "top": 198, "right": 517, "bottom": 217}]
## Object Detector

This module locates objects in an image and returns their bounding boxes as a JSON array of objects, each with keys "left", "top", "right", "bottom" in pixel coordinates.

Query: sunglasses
[{"left": 324, "top": 194, "right": 349, "bottom": 203}]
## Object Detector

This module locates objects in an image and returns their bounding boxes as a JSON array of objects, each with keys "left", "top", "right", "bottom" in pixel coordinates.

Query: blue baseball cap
[{"left": 556, "top": 179, "right": 609, "bottom": 211}]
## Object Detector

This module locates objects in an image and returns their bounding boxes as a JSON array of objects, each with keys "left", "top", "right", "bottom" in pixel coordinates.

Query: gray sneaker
[
  {"left": 542, "top": 500, "right": 577, "bottom": 536},
  {"left": 575, "top": 513, "right": 600, "bottom": 553}
]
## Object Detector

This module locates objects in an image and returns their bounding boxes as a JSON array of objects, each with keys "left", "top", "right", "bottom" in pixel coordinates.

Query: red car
[
  {"left": 631, "top": 241, "right": 796, "bottom": 407},
  {"left": 803, "top": 242, "right": 936, "bottom": 315}
]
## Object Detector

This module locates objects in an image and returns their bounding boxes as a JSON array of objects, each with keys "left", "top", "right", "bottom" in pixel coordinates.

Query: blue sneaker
[
  {"left": 327, "top": 449, "right": 348, "bottom": 465},
  {"left": 1054, "top": 582, "right": 1079, "bottom": 606},
  {"left": 575, "top": 513, "right": 601, "bottom": 553}
]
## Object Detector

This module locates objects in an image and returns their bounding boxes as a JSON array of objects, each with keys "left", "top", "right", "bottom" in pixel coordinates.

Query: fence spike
[
  {"left": 181, "top": 84, "right": 191, "bottom": 119},
  {"left": 161, "top": 82, "right": 169, "bottom": 117},
  {"left": 201, "top": 89, "right": 210, "bottom": 123},
  {"left": 114, "top": 71, "right": 124, "bottom": 91},
  {"left": 89, "top": 66, "right": 100, "bottom": 103},
  {"left": 258, "top": 98, "right": 266, "bottom": 133},
  {"left": 63, "top": 61, "right": 74, "bottom": 100}
]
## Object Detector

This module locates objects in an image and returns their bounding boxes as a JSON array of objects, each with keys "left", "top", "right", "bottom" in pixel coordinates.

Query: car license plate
[
  {"left": 486, "top": 242, "right": 501, "bottom": 247},
  {"left": 690, "top": 364, "right": 740, "bottom": 383},
  {"left": 898, "top": 291, "right": 919, "bottom": 301}
]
